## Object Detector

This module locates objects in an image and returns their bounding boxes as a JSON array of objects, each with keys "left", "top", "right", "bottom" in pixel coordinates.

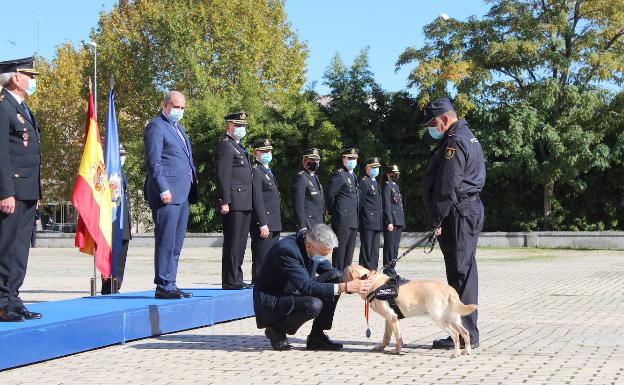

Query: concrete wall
[{"left": 33, "top": 231, "right": 624, "bottom": 250}]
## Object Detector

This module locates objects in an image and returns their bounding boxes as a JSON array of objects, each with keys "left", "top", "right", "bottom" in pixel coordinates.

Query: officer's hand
[
  {"left": 346, "top": 278, "right": 373, "bottom": 294},
  {"left": 0, "top": 196, "right": 16, "bottom": 214},
  {"left": 387, "top": 223, "right": 394, "bottom": 232},
  {"left": 220, "top": 203, "right": 230, "bottom": 215},
  {"left": 260, "top": 225, "right": 270, "bottom": 239},
  {"left": 161, "top": 191, "right": 172, "bottom": 204},
  {"left": 434, "top": 227, "right": 442, "bottom": 236}
]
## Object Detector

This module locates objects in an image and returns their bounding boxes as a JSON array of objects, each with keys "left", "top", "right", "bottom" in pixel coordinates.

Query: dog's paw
[
  {"left": 371, "top": 345, "right": 386, "bottom": 352},
  {"left": 449, "top": 352, "right": 461, "bottom": 359},
  {"left": 389, "top": 348, "right": 401, "bottom": 355},
  {"left": 462, "top": 349, "right": 471, "bottom": 356}
]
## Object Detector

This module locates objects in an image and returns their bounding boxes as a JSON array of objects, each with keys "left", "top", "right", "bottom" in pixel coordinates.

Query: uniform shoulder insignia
[
  {"left": 336, "top": 168, "right": 344, "bottom": 173},
  {"left": 445, "top": 146, "right": 456, "bottom": 160},
  {"left": 0, "top": 94, "right": 4, "bottom": 102},
  {"left": 222, "top": 137, "right": 228, "bottom": 142},
  {"left": 361, "top": 176, "right": 366, "bottom": 180},
  {"left": 298, "top": 171, "right": 304, "bottom": 175},
  {"left": 252, "top": 164, "right": 258, "bottom": 169}
]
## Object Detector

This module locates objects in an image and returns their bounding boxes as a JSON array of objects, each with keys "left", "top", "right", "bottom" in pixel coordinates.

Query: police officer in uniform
[
  {"left": 420, "top": 97, "right": 485, "bottom": 349},
  {"left": 215, "top": 111, "right": 253, "bottom": 290},
  {"left": 381, "top": 164, "right": 404, "bottom": 277},
  {"left": 327, "top": 147, "right": 359, "bottom": 271},
  {"left": 292, "top": 148, "right": 324, "bottom": 231},
  {"left": 358, "top": 157, "right": 382, "bottom": 270},
  {"left": 0, "top": 57, "right": 43, "bottom": 321},
  {"left": 250, "top": 139, "right": 282, "bottom": 283}
]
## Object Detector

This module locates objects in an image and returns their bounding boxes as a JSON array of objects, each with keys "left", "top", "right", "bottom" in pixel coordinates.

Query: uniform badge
[
  {"left": 445, "top": 147, "right": 456, "bottom": 160},
  {"left": 22, "top": 131, "right": 29, "bottom": 146},
  {"left": 265, "top": 174, "right": 270, "bottom": 181},
  {"left": 0, "top": 94, "right": 4, "bottom": 102},
  {"left": 17, "top": 113, "right": 25, "bottom": 124},
  {"left": 347, "top": 177, "right": 352, "bottom": 185}
]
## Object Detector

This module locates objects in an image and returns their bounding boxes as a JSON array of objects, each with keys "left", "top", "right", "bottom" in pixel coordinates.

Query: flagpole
[{"left": 87, "top": 76, "right": 98, "bottom": 297}]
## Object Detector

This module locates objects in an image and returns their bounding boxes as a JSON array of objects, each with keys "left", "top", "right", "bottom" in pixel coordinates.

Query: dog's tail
[{"left": 450, "top": 294, "right": 477, "bottom": 316}]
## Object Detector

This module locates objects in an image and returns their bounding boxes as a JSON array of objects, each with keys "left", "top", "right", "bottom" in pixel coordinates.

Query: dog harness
[{"left": 362, "top": 272, "right": 409, "bottom": 338}]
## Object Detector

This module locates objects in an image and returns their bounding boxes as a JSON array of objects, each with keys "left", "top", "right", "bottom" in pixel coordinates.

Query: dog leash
[
  {"left": 362, "top": 270, "right": 377, "bottom": 338},
  {"left": 381, "top": 231, "right": 437, "bottom": 273}
]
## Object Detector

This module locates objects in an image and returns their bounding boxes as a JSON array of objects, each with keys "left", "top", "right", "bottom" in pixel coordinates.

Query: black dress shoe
[
  {"left": 174, "top": 288, "right": 193, "bottom": 298},
  {"left": 265, "top": 327, "right": 292, "bottom": 351},
  {"left": 155, "top": 288, "right": 184, "bottom": 299},
  {"left": 222, "top": 283, "right": 244, "bottom": 290},
  {"left": 242, "top": 283, "right": 254, "bottom": 289},
  {"left": 13, "top": 306, "right": 42, "bottom": 320},
  {"left": 306, "top": 332, "right": 343, "bottom": 351},
  {"left": 432, "top": 336, "right": 479, "bottom": 349},
  {"left": 0, "top": 308, "right": 26, "bottom": 322}
]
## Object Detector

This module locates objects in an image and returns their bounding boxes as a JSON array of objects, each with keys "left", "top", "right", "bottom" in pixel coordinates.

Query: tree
[
  {"left": 397, "top": 0, "right": 624, "bottom": 229},
  {"left": 29, "top": 44, "right": 91, "bottom": 203}
]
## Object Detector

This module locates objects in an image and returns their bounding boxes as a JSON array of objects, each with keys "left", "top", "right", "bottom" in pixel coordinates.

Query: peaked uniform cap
[
  {"left": 365, "top": 157, "right": 381, "bottom": 167},
  {"left": 340, "top": 147, "right": 359, "bottom": 158},
  {"left": 224, "top": 111, "right": 247, "bottom": 124},
  {"left": 0, "top": 56, "right": 39, "bottom": 75},
  {"left": 302, "top": 147, "right": 321, "bottom": 160},
  {"left": 419, "top": 97, "right": 455, "bottom": 127},
  {"left": 252, "top": 138, "right": 273, "bottom": 150}
]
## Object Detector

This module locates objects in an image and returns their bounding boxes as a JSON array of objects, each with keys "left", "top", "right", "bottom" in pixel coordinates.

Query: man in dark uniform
[
  {"left": 215, "top": 111, "right": 253, "bottom": 290},
  {"left": 327, "top": 148, "right": 359, "bottom": 271},
  {"left": 420, "top": 97, "right": 485, "bottom": 349},
  {"left": 250, "top": 138, "right": 282, "bottom": 283},
  {"left": 358, "top": 157, "right": 383, "bottom": 270},
  {"left": 292, "top": 148, "right": 324, "bottom": 231},
  {"left": 102, "top": 144, "right": 132, "bottom": 294},
  {"left": 381, "top": 164, "right": 404, "bottom": 277},
  {"left": 254, "top": 224, "right": 372, "bottom": 351},
  {"left": 0, "top": 57, "right": 43, "bottom": 321}
]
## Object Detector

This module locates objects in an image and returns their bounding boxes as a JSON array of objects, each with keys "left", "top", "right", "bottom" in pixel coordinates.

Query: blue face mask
[
  {"left": 428, "top": 126, "right": 444, "bottom": 140},
  {"left": 233, "top": 125, "right": 247, "bottom": 141},
  {"left": 25, "top": 78, "right": 37, "bottom": 96},
  {"left": 369, "top": 167, "right": 379, "bottom": 178},
  {"left": 260, "top": 152, "right": 272, "bottom": 165},
  {"left": 169, "top": 108, "right": 184, "bottom": 123},
  {"left": 345, "top": 159, "right": 357, "bottom": 171}
]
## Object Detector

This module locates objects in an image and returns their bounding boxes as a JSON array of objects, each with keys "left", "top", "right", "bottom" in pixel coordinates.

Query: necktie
[
  {"left": 173, "top": 123, "right": 190, "bottom": 156},
  {"left": 21, "top": 102, "right": 33, "bottom": 122}
]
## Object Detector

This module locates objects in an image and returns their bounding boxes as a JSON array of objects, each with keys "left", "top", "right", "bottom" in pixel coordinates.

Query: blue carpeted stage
[{"left": 0, "top": 288, "right": 254, "bottom": 371}]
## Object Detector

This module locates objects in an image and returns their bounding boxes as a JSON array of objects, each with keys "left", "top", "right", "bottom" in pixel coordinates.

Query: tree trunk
[{"left": 543, "top": 180, "right": 554, "bottom": 230}]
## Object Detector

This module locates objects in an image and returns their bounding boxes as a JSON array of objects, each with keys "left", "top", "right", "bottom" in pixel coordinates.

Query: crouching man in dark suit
[{"left": 254, "top": 224, "right": 372, "bottom": 351}]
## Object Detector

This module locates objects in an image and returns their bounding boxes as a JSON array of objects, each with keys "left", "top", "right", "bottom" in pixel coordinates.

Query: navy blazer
[
  {"left": 251, "top": 161, "right": 282, "bottom": 231},
  {"left": 327, "top": 167, "right": 359, "bottom": 229},
  {"left": 358, "top": 175, "right": 383, "bottom": 231},
  {"left": 253, "top": 233, "right": 341, "bottom": 328},
  {"left": 143, "top": 113, "right": 197, "bottom": 207}
]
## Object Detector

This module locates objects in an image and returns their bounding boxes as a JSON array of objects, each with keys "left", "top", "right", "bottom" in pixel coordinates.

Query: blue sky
[{"left": 0, "top": 0, "right": 489, "bottom": 94}]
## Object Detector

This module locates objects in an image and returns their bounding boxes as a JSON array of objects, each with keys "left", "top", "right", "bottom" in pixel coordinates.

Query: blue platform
[{"left": 0, "top": 288, "right": 254, "bottom": 370}]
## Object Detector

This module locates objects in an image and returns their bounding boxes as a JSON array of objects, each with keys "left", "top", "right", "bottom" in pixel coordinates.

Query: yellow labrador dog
[{"left": 346, "top": 265, "right": 477, "bottom": 357}]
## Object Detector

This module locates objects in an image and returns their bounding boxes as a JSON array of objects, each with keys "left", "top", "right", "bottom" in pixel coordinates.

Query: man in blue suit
[{"left": 144, "top": 91, "right": 198, "bottom": 299}]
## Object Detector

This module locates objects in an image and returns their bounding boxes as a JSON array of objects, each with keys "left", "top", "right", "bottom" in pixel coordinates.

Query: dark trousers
[
  {"left": 151, "top": 200, "right": 189, "bottom": 291},
  {"left": 101, "top": 238, "right": 130, "bottom": 294},
  {"left": 382, "top": 226, "right": 402, "bottom": 277},
  {"left": 221, "top": 210, "right": 251, "bottom": 286},
  {"left": 271, "top": 271, "right": 340, "bottom": 335},
  {"left": 250, "top": 229, "right": 279, "bottom": 284},
  {"left": 438, "top": 201, "right": 483, "bottom": 344},
  {"left": 0, "top": 199, "right": 36, "bottom": 309},
  {"left": 359, "top": 229, "right": 381, "bottom": 270},
  {"left": 30, "top": 222, "right": 37, "bottom": 247},
  {"left": 331, "top": 225, "right": 357, "bottom": 271}
]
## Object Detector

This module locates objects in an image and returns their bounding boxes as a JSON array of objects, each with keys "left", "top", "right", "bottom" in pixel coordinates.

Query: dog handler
[
  {"left": 253, "top": 224, "right": 372, "bottom": 351},
  {"left": 420, "top": 97, "right": 485, "bottom": 349}
]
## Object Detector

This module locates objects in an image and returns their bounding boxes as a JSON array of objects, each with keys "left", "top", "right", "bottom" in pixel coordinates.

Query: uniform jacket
[
  {"left": 421, "top": 118, "right": 486, "bottom": 228},
  {"left": 292, "top": 170, "right": 324, "bottom": 230},
  {"left": 214, "top": 134, "right": 252, "bottom": 211},
  {"left": 358, "top": 175, "right": 382, "bottom": 231},
  {"left": 0, "top": 88, "right": 41, "bottom": 201},
  {"left": 327, "top": 167, "right": 359, "bottom": 229},
  {"left": 382, "top": 180, "right": 405, "bottom": 227},
  {"left": 253, "top": 233, "right": 341, "bottom": 328},
  {"left": 251, "top": 161, "right": 282, "bottom": 231},
  {"left": 143, "top": 113, "right": 197, "bottom": 208}
]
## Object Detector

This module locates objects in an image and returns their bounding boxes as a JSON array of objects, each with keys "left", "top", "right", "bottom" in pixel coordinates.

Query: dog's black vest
[{"left": 366, "top": 277, "right": 410, "bottom": 319}]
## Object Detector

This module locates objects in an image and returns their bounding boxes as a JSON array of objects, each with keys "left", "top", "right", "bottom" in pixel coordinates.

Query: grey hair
[
  {"left": 306, "top": 224, "right": 339, "bottom": 249},
  {"left": 0, "top": 72, "right": 14, "bottom": 87},
  {"left": 163, "top": 90, "right": 184, "bottom": 104}
]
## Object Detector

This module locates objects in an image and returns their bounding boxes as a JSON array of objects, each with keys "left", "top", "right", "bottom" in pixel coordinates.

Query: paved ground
[{"left": 2, "top": 245, "right": 624, "bottom": 384}]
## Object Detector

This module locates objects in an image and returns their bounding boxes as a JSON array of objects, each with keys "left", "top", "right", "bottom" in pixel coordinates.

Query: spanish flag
[{"left": 72, "top": 91, "right": 113, "bottom": 279}]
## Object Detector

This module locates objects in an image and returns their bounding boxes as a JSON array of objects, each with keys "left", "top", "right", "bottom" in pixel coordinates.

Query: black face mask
[
  {"left": 306, "top": 161, "right": 320, "bottom": 172},
  {"left": 389, "top": 174, "right": 399, "bottom": 182}
]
